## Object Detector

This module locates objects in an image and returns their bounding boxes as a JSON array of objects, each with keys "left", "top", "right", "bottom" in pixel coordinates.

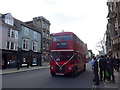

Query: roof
[
  {"left": 53, "top": 32, "right": 75, "bottom": 36},
  {"left": 1, "top": 13, "right": 37, "bottom": 32},
  {"left": 107, "top": 0, "right": 120, "bottom": 2},
  {"left": 33, "top": 16, "right": 50, "bottom": 25}
]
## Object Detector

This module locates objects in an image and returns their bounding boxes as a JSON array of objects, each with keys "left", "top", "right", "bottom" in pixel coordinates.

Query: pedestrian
[
  {"left": 16, "top": 60, "right": 20, "bottom": 70},
  {"left": 2, "top": 59, "right": 4, "bottom": 70},
  {"left": 91, "top": 56, "right": 99, "bottom": 85},
  {"left": 114, "top": 57, "right": 120, "bottom": 72},
  {"left": 106, "top": 54, "right": 115, "bottom": 82},
  {"left": 99, "top": 55, "right": 107, "bottom": 82},
  {"left": 90, "top": 56, "right": 95, "bottom": 66},
  {"left": 27, "top": 60, "right": 29, "bottom": 68},
  {"left": 104, "top": 55, "right": 110, "bottom": 81}
]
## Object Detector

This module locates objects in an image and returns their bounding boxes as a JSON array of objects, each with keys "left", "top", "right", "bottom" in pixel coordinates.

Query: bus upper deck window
[
  {"left": 62, "top": 35, "right": 72, "bottom": 41},
  {"left": 53, "top": 35, "right": 72, "bottom": 41},
  {"left": 53, "top": 36, "right": 62, "bottom": 41}
]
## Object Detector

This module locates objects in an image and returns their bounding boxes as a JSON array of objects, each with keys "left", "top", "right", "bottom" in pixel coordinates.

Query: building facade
[
  {"left": 0, "top": 13, "right": 20, "bottom": 68},
  {"left": 0, "top": 13, "right": 42, "bottom": 69},
  {"left": 26, "top": 16, "right": 51, "bottom": 63},
  {"left": 106, "top": 0, "right": 120, "bottom": 59},
  {"left": 16, "top": 19, "right": 42, "bottom": 67}
]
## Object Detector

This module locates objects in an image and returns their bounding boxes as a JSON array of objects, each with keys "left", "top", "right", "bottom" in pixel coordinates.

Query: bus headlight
[
  {"left": 51, "top": 66, "right": 54, "bottom": 69},
  {"left": 68, "top": 67, "right": 72, "bottom": 70}
]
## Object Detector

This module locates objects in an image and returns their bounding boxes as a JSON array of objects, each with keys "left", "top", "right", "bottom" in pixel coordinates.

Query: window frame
[
  {"left": 10, "top": 42, "right": 15, "bottom": 50},
  {"left": 22, "top": 26, "right": 29, "bottom": 36},
  {"left": 22, "top": 38, "right": 29, "bottom": 51},
  {"left": 8, "top": 29, "right": 18, "bottom": 39},
  {"left": 32, "top": 41, "right": 38, "bottom": 52},
  {"left": 6, "top": 41, "right": 16, "bottom": 50},
  {"left": 5, "top": 16, "right": 14, "bottom": 26},
  {"left": 53, "top": 35, "right": 73, "bottom": 41},
  {"left": 33, "top": 31, "right": 37, "bottom": 39}
]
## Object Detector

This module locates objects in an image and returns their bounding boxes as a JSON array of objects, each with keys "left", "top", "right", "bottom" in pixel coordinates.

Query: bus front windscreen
[{"left": 50, "top": 52, "right": 75, "bottom": 61}]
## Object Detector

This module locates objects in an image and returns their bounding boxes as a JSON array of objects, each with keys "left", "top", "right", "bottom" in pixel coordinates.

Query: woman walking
[{"left": 91, "top": 56, "right": 99, "bottom": 85}]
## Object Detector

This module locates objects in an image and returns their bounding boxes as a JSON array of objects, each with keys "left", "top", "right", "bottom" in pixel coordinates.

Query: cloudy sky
[{"left": 0, "top": 0, "right": 108, "bottom": 55}]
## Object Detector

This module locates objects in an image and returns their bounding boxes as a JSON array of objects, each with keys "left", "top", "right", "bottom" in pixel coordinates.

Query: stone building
[
  {"left": 106, "top": 0, "right": 120, "bottom": 59},
  {"left": 15, "top": 19, "right": 42, "bottom": 67},
  {"left": 26, "top": 16, "right": 51, "bottom": 62},
  {"left": 0, "top": 13, "right": 42, "bottom": 69},
  {"left": 0, "top": 13, "right": 20, "bottom": 68}
]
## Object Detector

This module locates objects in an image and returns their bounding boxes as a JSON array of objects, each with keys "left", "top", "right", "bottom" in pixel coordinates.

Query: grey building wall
[
  {"left": 1, "top": 13, "right": 42, "bottom": 68},
  {"left": 18, "top": 26, "right": 41, "bottom": 52},
  {"left": 0, "top": 15, "right": 2, "bottom": 50},
  {"left": 2, "top": 25, "right": 18, "bottom": 50},
  {"left": 26, "top": 16, "right": 51, "bottom": 62},
  {"left": 1, "top": 13, "right": 20, "bottom": 68},
  {"left": 106, "top": 0, "right": 120, "bottom": 59}
]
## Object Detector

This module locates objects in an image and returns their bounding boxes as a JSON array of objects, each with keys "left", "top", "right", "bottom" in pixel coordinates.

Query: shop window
[
  {"left": 32, "top": 58, "right": 37, "bottom": 66},
  {"left": 22, "top": 58, "right": 27, "bottom": 66}
]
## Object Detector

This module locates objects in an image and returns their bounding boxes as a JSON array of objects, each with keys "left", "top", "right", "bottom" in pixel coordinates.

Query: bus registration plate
[{"left": 56, "top": 73, "right": 64, "bottom": 75}]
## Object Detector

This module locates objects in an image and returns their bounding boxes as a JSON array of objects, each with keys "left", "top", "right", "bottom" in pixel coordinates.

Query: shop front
[
  {"left": 2, "top": 50, "right": 17, "bottom": 69},
  {"left": 20, "top": 50, "right": 41, "bottom": 67},
  {"left": 30, "top": 51, "right": 41, "bottom": 67},
  {"left": 112, "top": 37, "right": 120, "bottom": 59}
]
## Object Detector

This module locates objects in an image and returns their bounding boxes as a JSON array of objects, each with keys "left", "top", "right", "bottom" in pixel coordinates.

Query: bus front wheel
[
  {"left": 51, "top": 71, "right": 56, "bottom": 77},
  {"left": 71, "top": 68, "right": 78, "bottom": 77}
]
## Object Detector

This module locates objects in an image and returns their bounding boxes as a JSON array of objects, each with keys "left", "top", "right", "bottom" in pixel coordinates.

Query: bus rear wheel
[
  {"left": 83, "top": 64, "right": 86, "bottom": 72},
  {"left": 51, "top": 71, "right": 56, "bottom": 77}
]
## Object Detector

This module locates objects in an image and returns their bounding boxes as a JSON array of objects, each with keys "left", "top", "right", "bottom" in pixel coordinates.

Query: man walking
[
  {"left": 115, "top": 58, "right": 120, "bottom": 72},
  {"left": 99, "top": 55, "right": 107, "bottom": 82},
  {"left": 16, "top": 60, "right": 20, "bottom": 70},
  {"left": 107, "top": 55, "right": 115, "bottom": 82}
]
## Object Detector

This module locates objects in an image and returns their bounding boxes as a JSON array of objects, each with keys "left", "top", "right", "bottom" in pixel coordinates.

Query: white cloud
[{"left": 0, "top": 0, "right": 108, "bottom": 55}]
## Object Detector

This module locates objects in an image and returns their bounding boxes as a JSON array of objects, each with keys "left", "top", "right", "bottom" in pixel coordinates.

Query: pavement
[
  {"left": 0, "top": 62, "right": 50, "bottom": 75},
  {"left": 92, "top": 71, "right": 120, "bottom": 89}
]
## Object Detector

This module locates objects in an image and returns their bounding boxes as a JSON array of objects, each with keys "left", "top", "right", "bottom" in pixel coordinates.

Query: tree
[{"left": 96, "top": 38, "right": 106, "bottom": 55}]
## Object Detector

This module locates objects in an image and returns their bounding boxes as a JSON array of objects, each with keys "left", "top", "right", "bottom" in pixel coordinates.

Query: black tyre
[
  {"left": 71, "top": 68, "right": 78, "bottom": 77},
  {"left": 83, "top": 64, "right": 86, "bottom": 72},
  {"left": 51, "top": 71, "right": 56, "bottom": 77}
]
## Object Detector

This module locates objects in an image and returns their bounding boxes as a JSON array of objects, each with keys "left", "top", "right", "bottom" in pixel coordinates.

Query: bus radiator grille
[{"left": 56, "top": 66, "right": 66, "bottom": 73}]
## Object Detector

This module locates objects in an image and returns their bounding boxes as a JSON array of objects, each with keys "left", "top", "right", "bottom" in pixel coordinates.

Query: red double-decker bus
[{"left": 50, "top": 32, "right": 89, "bottom": 77}]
